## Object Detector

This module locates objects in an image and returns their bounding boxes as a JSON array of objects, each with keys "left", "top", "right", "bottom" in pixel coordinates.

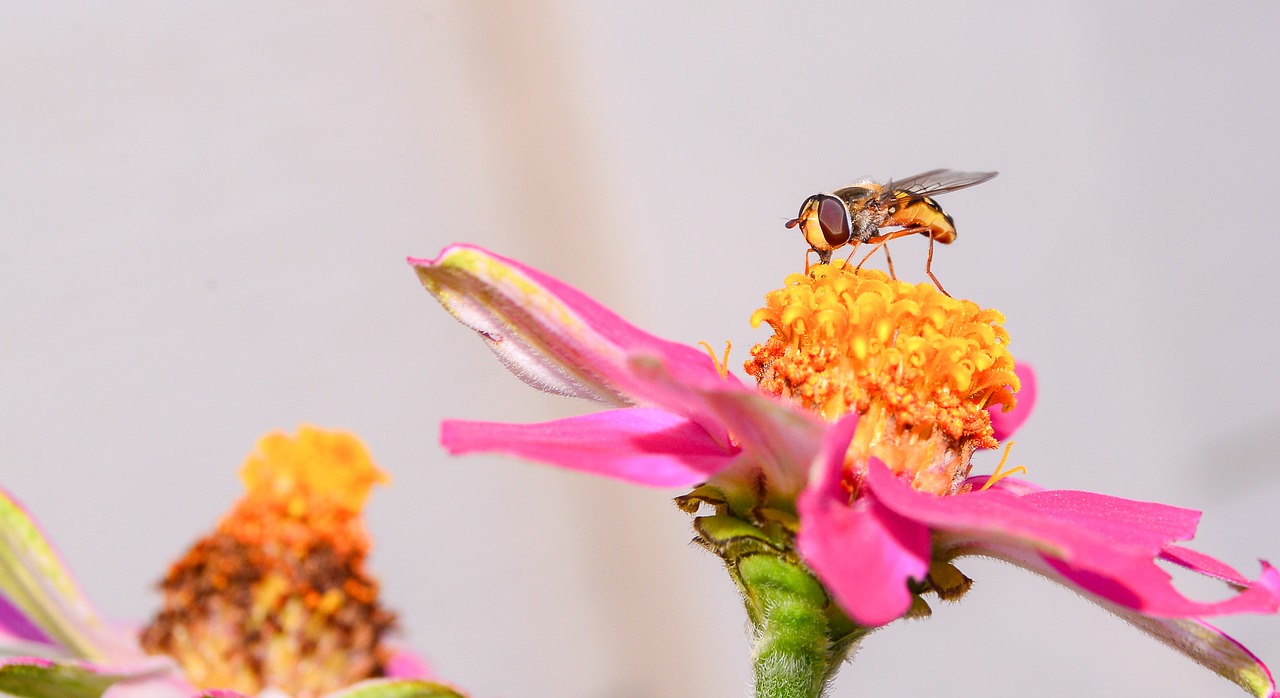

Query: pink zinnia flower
[
  {"left": 0, "top": 427, "right": 462, "bottom": 698},
  {"left": 412, "top": 244, "right": 1279, "bottom": 697}
]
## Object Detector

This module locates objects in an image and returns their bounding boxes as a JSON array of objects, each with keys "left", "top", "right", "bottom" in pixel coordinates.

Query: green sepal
[
  {"left": 737, "top": 554, "right": 828, "bottom": 608},
  {"left": 751, "top": 506, "right": 799, "bottom": 535},
  {"left": 0, "top": 661, "right": 122, "bottom": 698},
  {"left": 673, "top": 484, "right": 727, "bottom": 513},
  {"left": 693, "top": 514, "right": 787, "bottom": 560},
  {"left": 325, "top": 679, "right": 469, "bottom": 698},
  {"left": 926, "top": 560, "right": 973, "bottom": 601}
]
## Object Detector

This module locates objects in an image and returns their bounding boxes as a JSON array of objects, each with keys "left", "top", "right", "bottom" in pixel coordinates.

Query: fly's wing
[{"left": 886, "top": 169, "right": 998, "bottom": 199}]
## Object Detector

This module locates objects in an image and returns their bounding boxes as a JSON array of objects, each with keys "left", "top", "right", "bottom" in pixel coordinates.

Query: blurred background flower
[
  {"left": 0, "top": 426, "right": 461, "bottom": 698},
  {"left": 2, "top": 3, "right": 1278, "bottom": 697}
]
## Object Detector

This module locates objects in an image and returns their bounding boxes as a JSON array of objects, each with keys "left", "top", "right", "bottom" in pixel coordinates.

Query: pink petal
[
  {"left": 410, "top": 245, "right": 733, "bottom": 410},
  {"left": 383, "top": 646, "right": 432, "bottom": 679},
  {"left": 988, "top": 361, "right": 1036, "bottom": 442},
  {"left": 0, "top": 593, "right": 53, "bottom": 647},
  {"left": 104, "top": 674, "right": 197, "bottom": 698},
  {"left": 441, "top": 408, "right": 740, "bottom": 488},
  {"left": 871, "top": 462, "right": 1193, "bottom": 559},
  {"left": 870, "top": 465, "right": 1279, "bottom": 616},
  {"left": 627, "top": 354, "right": 827, "bottom": 498},
  {"left": 1020, "top": 488, "right": 1200, "bottom": 543},
  {"left": 1043, "top": 555, "right": 1280, "bottom": 617},
  {"left": 866, "top": 462, "right": 1073, "bottom": 559},
  {"left": 1161, "top": 546, "right": 1278, "bottom": 590},
  {"left": 796, "top": 416, "right": 931, "bottom": 626}
]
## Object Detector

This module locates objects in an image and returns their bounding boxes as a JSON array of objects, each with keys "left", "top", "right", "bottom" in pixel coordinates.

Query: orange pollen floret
[
  {"left": 239, "top": 425, "right": 388, "bottom": 515},
  {"left": 229, "top": 425, "right": 389, "bottom": 554},
  {"left": 744, "top": 263, "right": 1020, "bottom": 495}
]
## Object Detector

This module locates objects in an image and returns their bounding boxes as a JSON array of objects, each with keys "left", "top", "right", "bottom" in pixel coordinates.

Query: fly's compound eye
[{"left": 817, "top": 195, "right": 851, "bottom": 246}]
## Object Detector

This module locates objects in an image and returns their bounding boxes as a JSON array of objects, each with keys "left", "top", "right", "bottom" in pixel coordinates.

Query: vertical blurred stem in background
[{"left": 442, "top": 2, "right": 728, "bottom": 695}]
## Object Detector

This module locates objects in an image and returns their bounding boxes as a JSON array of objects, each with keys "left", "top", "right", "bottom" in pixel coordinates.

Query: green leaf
[
  {"left": 0, "top": 660, "right": 121, "bottom": 698},
  {"left": 325, "top": 679, "right": 468, "bottom": 698}
]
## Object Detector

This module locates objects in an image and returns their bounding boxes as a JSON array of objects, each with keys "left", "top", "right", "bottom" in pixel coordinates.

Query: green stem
[
  {"left": 683, "top": 500, "right": 867, "bottom": 698},
  {"left": 739, "top": 554, "right": 862, "bottom": 698}
]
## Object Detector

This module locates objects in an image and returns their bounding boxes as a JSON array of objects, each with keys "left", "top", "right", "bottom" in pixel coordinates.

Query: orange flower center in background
[
  {"left": 140, "top": 426, "right": 395, "bottom": 698},
  {"left": 744, "top": 263, "right": 1019, "bottom": 495}
]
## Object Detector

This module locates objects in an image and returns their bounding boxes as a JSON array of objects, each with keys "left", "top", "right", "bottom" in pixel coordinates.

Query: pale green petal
[
  {"left": 0, "top": 488, "right": 138, "bottom": 662},
  {"left": 1120, "top": 614, "right": 1276, "bottom": 698}
]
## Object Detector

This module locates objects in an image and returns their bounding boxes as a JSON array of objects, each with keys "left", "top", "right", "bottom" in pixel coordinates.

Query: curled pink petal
[
  {"left": 989, "top": 361, "right": 1036, "bottom": 442},
  {"left": 1044, "top": 554, "right": 1279, "bottom": 617},
  {"left": 942, "top": 538, "right": 1278, "bottom": 697},
  {"left": 441, "top": 408, "right": 739, "bottom": 488},
  {"left": 797, "top": 417, "right": 930, "bottom": 626},
  {"left": 410, "top": 245, "right": 733, "bottom": 409}
]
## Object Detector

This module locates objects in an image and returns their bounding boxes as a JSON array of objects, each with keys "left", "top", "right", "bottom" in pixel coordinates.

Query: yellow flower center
[
  {"left": 744, "top": 262, "right": 1019, "bottom": 495},
  {"left": 141, "top": 426, "right": 396, "bottom": 698}
]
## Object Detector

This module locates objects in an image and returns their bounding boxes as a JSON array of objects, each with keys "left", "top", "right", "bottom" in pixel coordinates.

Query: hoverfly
[{"left": 785, "top": 169, "right": 997, "bottom": 292}]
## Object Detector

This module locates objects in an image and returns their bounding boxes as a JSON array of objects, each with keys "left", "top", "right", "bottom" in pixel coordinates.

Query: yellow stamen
[
  {"left": 979, "top": 441, "right": 1028, "bottom": 491},
  {"left": 698, "top": 339, "right": 732, "bottom": 379},
  {"left": 744, "top": 262, "right": 1021, "bottom": 495}
]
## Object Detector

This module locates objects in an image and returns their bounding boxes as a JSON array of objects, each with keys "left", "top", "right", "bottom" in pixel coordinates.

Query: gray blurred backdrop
[{"left": 3, "top": 3, "right": 1278, "bottom": 697}]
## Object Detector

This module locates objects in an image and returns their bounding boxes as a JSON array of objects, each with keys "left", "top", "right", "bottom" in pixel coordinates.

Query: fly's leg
[
  {"left": 924, "top": 230, "right": 951, "bottom": 297},
  {"left": 833, "top": 240, "right": 861, "bottom": 272},
  {"left": 854, "top": 242, "right": 896, "bottom": 279},
  {"left": 864, "top": 227, "right": 953, "bottom": 290},
  {"left": 853, "top": 242, "right": 883, "bottom": 274}
]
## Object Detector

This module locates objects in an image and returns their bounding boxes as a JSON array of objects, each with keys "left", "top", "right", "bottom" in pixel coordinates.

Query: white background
[{"left": 2, "top": 3, "right": 1278, "bottom": 697}]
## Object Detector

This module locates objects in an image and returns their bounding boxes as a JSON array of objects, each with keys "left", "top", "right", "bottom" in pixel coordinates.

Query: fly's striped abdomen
[{"left": 887, "top": 195, "right": 958, "bottom": 244}]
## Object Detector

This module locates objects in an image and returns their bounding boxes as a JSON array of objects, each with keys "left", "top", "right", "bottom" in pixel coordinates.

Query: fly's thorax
[{"left": 744, "top": 263, "right": 1019, "bottom": 495}]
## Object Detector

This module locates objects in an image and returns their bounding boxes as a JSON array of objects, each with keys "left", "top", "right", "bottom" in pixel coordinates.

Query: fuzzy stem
[{"left": 739, "top": 554, "right": 849, "bottom": 698}]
